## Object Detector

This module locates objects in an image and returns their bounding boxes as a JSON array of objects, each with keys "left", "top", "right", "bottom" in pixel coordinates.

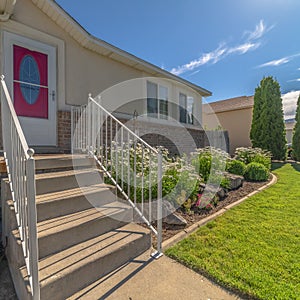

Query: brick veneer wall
[
  {"left": 57, "top": 110, "right": 71, "bottom": 152},
  {"left": 108, "top": 118, "right": 229, "bottom": 155},
  {"left": 134, "top": 119, "right": 206, "bottom": 155},
  {"left": 0, "top": 111, "right": 228, "bottom": 155}
]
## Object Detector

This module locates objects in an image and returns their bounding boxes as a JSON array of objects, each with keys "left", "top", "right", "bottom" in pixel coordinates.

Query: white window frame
[
  {"left": 146, "top": 80, "right": 169, "bottom": 119},
  {"left": 179, "top": 92, "right": 194, "bottom": 124}
]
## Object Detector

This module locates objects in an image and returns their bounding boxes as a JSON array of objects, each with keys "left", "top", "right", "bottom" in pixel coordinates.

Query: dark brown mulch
[{"left": 160, "top": 179, "right": 271, "bottom": 242}]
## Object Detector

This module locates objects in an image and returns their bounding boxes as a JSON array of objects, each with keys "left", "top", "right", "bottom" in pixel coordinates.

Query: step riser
[
  {"left": 41, "top": 233, "right": 151, "bottom": 300},
  {"left": 35, "top": 157, "right": 95, "bottom": 171},
  {"left": 37, "top": 189, "right": 113, "bottom": 222},
  {"left": 38, "top": 209, "right": 133, "bottom": 258},
  {"left": 36, "top": 172, "right": 103, "bottom": 195}
]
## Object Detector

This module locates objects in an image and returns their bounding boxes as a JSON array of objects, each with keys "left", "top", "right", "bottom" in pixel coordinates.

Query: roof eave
[{"left": 32, "top": 0, "right": 211, "bottom": 97}]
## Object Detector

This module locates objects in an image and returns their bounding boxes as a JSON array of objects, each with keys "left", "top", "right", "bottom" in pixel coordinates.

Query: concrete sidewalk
[
  {"left": 0, "top": 257, "right": 17, "bottom": 300},
  {"left": 68, "top": 250, "right": 241, "bottom": 300},
  {"left": 0, "top": 250, "right": 241, "bottom": 300}
]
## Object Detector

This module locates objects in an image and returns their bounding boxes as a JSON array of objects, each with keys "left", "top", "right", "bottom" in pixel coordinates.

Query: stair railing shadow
[{"left": 71, "top": 255, "right": 155, "bottom": 300}]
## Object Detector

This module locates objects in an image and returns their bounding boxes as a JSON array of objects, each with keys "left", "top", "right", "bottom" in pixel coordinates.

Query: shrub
[
  {"left": 107, "top": 143, "right": 201, "bottom": 206},
  {"left": 234, "top": 147, "right": 271, "bottom": 170},
  {"left": 191, "top": 147, "right": 229, "bottom": 183},
  {"left": 244, "top": 162, "right": 269, "bottom": 181},
  {"left": 226, "top": 159, "right": 246, "bottom": 175}
]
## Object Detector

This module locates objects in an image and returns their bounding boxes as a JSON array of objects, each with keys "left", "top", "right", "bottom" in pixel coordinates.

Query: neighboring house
[
  {"left": 203, "top": 95, "right": 296, "bottom": 155},
  {"left": 285, "top": 118, "right": 296, "bottom": 144},
  {"left": 0, "top": 0, "right": 211, "bottom": 154},
  {"left": 203, "top": 96, "right": 254, "bottom": 155}
]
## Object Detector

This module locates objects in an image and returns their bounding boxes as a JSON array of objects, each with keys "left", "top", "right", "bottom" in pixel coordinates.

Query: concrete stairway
[{"left": 2, "top": 154, "right": 151, "bottom": 300}]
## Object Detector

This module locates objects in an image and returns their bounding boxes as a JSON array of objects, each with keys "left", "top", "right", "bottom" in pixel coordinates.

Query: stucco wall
[
  {"left": 203, "top": 107, "right": 253, "bottom": 155},
  {"left": 1, "top": 0, "right": 202, "bottom": 122}
]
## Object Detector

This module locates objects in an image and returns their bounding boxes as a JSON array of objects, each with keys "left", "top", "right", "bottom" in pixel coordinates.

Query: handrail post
[
  {"left": 71, "top": 107, "right": 74, "bottom": 154},
  {"left": 26, "top": 149, "right": 40, "bottom": 300},
  {"left": 151, "top": 147, "right": 163, "bottom": 259},
  {"left": 157, "top": 147, "right": 163, "bottom": 254},
  {"left": 87, "top": 94, "right": 92, "bottom": 149}
]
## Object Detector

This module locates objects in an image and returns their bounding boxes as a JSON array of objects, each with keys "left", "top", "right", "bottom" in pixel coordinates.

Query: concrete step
[
  {"left": 35, "top": 168, "right": 104, "bottom": 195},
  {"left": 36, "top": 202, "right": 133, "bottom": 258},
  {"left": 35, "top": 183, "right": 115, "bottom": 222},
  {"left": 20, "top": 223, "right": 151, "bottom": 300},
  {"left": 2, "top": 154, "right": 153, "bottom": 300},
  {"left": 34, "top": 154, "right": 94, "bottom": 171}
]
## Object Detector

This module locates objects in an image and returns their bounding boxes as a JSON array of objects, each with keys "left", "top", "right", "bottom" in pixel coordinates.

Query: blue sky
[{"left": 56, "top": 0, "right": 300, "bottom": 114}]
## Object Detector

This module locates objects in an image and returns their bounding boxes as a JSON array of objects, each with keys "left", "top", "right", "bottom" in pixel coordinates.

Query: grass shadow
[
  {"left": 271, "top": 162, "right": 285, "bottom": 171},
  {"left": 291, "top": 161, "right": 300, "bottom": 172}
]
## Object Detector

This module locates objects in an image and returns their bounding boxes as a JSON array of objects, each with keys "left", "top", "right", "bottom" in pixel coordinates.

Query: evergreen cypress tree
[
  {"left": 292, "top": 94, "right": 300, "bottom": 161},
  {"left": 250, "top": 85, "right": 263, "bottom": 147},
  {"left": 250, "top": 76, "right": 286, "bottom": 160}
]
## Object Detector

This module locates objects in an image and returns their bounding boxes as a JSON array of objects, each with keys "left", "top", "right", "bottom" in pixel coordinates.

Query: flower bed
[{"left": 160, "top": 178, "right": 271, "bottom": 242}]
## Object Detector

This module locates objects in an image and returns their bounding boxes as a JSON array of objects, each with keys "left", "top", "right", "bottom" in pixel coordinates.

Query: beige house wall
[
  {"left": 286, "top": 129, "right": 293, "bottom": 144},
  {"left": 203, "top": 107, "right": 253, "bottom": 155}
]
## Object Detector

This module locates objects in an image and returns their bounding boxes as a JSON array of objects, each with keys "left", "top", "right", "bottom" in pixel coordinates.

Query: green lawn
[{"left": 166, "top": 163, "right": 300, "bottom": 300}]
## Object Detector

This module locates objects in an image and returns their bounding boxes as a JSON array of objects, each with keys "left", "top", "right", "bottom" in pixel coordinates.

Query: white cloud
[
  {"left": 170, "top": 20, "right": 272, "bottom": 76},
  {"left": 170, "top": 45, "right": 227, "bottom": 75},
  {"left": 288, "top": 78, "right": 300, "bottom": 82},
  {"left": 258, "top": 57, "right": 290, "bottom": 68},
  {"left": 282, "top": 90, "right": 299, "bottom": 120},
  {"left": 257, "top": 53, "right": 300, "bottom": 69},
  {"left": 228, "top": 42, "right": 260, "bottom": 55},
  {"left": 245, "top": 19, "right": 273, "bottom": 41}
]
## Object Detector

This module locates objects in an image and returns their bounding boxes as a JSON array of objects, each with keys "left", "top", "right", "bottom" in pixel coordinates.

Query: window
[
  {"left": 147, "top": 81, "right": 168, "bottom": 119},
  {"left": 147, "top": 81, "right": 158, "bottom": 116},
  {"left": 179, "top": 93, "right": 187, "bottom": 123},
  {"left": 179, "top": 93, "right": 194, "bottom": 124},
  {"left": 159, "top": 86, "right": 168, "bottom": 119},
  {"left": 187, "top": 96, "right": 194, "bottom": 124}
]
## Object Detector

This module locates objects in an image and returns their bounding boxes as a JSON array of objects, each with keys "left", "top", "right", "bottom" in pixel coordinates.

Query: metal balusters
[
  {"left": 127, "top": 134, "right": 131, "bottom": 200},
  {"left": 148, "top": 152, "right": 152, "bottom": 224},
  {"left": 71, "top": 95, "right": 163, "bottom": 256}
]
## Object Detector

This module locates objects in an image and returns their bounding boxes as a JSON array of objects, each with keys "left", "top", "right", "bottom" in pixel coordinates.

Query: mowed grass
[{"left": 166, "top": 163, "right": 300, "bottom": 299}]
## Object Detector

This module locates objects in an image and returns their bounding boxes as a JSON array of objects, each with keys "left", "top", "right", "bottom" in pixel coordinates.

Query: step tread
[
  {"left": 35, "top": 168, "right": 101, "bottom": 180},
  {"left": 19, "top": 223, "right": 150, "bottom": 287},
  {"left": 36, "top": 183, "right": 111, "bottom": 203},
  {"left": 37, "top": 202, "right": 131, "bottom": 239},
  {"left": 34, "top": 154, "right": 87, "bottom": 160}
]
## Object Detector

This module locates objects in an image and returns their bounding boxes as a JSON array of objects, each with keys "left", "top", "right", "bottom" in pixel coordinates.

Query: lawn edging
[{"left": 162, "top": 173, "right": 277, "bottom": 251}]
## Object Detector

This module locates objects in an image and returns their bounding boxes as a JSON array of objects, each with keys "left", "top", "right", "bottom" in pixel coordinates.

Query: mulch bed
[{"left": 159, "top": 179, "right": 271, "bottom": 242}]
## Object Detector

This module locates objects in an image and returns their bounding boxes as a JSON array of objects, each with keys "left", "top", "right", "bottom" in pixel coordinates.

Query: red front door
[{"left": 13, "top": 45, "right": 49, "bottom": 119}]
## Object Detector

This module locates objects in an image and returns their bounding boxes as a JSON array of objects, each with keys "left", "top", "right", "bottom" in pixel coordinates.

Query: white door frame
[{"left": 3, "top": 31, "right": 57, "bottom": 146}]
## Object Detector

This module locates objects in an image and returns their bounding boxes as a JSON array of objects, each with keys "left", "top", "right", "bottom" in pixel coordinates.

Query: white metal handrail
[
  {"left": 0, "top": 76, "right": 40, "bottom": 299},
  {"left": 71, "top": 95, "right": 163, "bottom": 256}
]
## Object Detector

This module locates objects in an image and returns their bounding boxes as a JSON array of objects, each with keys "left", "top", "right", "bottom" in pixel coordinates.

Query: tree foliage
[
  {"left": 292, "top": 94, "right": 300, "bottom": 161},
  {"left": 250, "top": 76, "right": 286, "bottom": 160}
]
